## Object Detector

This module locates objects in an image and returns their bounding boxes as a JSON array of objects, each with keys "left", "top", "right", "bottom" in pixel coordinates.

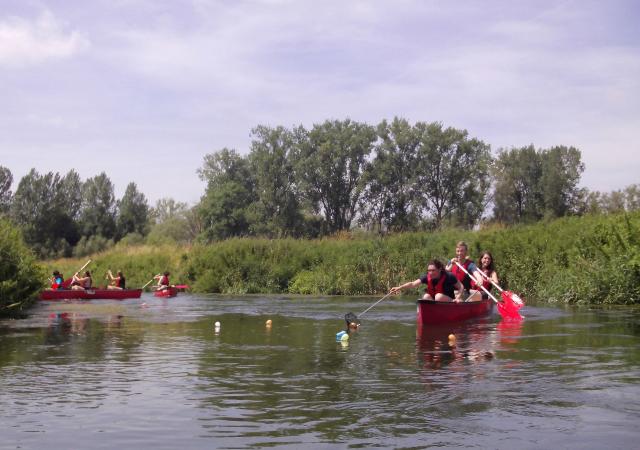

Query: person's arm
[
  {"left": 390, "top": 279, "right": 422, "bottom": 295},
  {"left": 491, "top": 271, "right": 499, "bottom": 285},
  {"left": 445, "top": 258, "right": 455, "bottom": 271},
  {"left": 453, "top": 279, "right": 464, "bottom": 302}
]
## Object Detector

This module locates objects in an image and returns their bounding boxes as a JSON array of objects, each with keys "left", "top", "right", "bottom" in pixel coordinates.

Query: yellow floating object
[
  {"left": 266, "top": 319, "right": 272, "bottom": 326},
  {"left": 340, "top": 333, "right": 349, "bottom": 342}
]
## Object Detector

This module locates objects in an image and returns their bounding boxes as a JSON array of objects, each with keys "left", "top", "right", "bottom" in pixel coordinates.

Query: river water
[{"left": 1, "top": 295, "right": 639, "bottom": 449}]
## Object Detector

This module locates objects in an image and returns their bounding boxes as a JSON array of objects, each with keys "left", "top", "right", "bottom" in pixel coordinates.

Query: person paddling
[
  {"left": 71, "top": 271, "right": 92, "bottom": 290},
  {"left": 466, "top": 251, "right": 500, "bottom": 302},
  {"left": 106, "top": 270, "right": 126, "bottom": 290},
  {"left": 154, "top": 271, "right": 170, "bottom": 290},
  {"left": 50, "top": 271, "right": 65, "bottom": 290},
  {"left": 390, "top": 259, "right": 464, "bottom": 302},
  {"left": 445, "top": 241, "right": 481, "bottom": 301}
]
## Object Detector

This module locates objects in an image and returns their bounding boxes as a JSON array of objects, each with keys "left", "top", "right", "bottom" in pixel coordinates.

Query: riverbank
[{"left": 42, "top": 211, "right": 640, "bottom": 305}]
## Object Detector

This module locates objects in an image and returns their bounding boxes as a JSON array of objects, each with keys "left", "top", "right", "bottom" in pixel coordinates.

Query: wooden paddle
[
  {"left": 141, "top": 275, "right": 159, "bottom": 289},
  {"left": 454, "top": 261, "right": 522, "bottom": 320}
]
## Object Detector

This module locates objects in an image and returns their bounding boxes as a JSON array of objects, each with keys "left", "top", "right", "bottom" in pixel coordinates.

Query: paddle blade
[
  {"left": 497, "top": 291, "right": 524, "bottom": 320},
  {"left": 174, "top": 284, "right": 190, "bottom": 289}
]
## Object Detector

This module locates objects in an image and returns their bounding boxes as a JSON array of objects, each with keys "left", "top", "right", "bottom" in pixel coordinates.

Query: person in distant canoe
[
  {"left": 50, "top": 270, "right": 65, "bottom": 290},
  {"left": 467, "top": 251, "right": 499, "bottom": 302},
  {"left": 445, "top": 241, "right": 482, "bottom": 301},
  {"left": 71, "top": 271, "right": 93, "bottom": 290},
  {"left": 106, "top": 270, "right": 126, "bottom": 290},
  {"left": 389, "top": 259, "right": 464, "bottom": 302},
  {"left": 154, "top": 271, "right": 170, "bottom": 290}
]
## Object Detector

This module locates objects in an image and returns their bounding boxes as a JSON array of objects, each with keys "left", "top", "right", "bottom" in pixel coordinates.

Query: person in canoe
[
  {"left": 49, "top": 270, "right": 65, "bottom": 290},
  {"left": 106, "top": 270, "right": 126, "bottom": 290},
  {"left": 390, "top": 259, "right": 465, "bottom": 302},
  {"left": 154, "top": 271, "right": 170, "bottom": 290},
  {"left": 466, "top": 251, "right": 499, "bottom": 301},
  {"left": 445, "top": 241, "right": 483, "bottom": 301},
  {"left": 71, "top": 271, "right": 93, "bottom": 290}
]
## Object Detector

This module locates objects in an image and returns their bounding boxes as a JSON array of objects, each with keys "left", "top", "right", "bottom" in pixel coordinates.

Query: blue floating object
[{"left": 336, "top": 330, "right": 347, "bottom": 341}]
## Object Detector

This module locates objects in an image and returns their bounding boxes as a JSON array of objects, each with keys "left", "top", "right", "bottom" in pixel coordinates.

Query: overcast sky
[{"left": 1, "top": 0, "right": 638, "bottom": 205}]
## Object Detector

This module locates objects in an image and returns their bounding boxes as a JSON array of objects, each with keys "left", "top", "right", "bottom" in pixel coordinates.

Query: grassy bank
[{"left": 42, "top": 212, "right": 640, "bottom": 305}]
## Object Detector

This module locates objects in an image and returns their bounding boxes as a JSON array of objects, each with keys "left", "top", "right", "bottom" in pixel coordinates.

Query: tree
[
  {"left": 358, "top": 118, "right": 421, "bottom": 232},
  {"left": 197, "top": 148, "right": 254, "bottom": 241},
  {"left": 492, "top": 145, "right": 544, "bottom": 223},
  {"left": 150, "top": 197, "right": 189, "bottom": 224},
  {"left": 116, "top": 182, "right": 150, "bottom": 239},
  {"left": 247, "top": 125, "right": 304, "bottom": 237},
  {"left": 294, "top": 119, "right": 377, "bottom": 233},
  {"left": 79, "top": 172, "right": 116, "bottom": 239},
  {"left": 0, "top": 166, "right": 12, "bottom": 215},
  {"left": 540, "top": 146, "right": 584, "bottom": 217},
  {"left": 492, "top": 145, "right": 584, "bottom": 223},
  {"left": 413, "top": 122, "right": 492, "bottom": 229},
  {"left": 10, "top": 169, "right": 76, "bottom": 257}
]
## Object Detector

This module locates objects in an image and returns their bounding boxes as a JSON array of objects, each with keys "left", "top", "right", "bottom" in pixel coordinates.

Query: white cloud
[{"left": 0, "top": 10, "right": 90, "bottom": 68}]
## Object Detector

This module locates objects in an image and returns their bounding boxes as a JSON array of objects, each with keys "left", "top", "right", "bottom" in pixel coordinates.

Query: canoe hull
[
  {"left": 416, "top": 298, "right": 493, "bottom": 325},
  {"left": 40, "top": 289, "right": 143, "bottom": 301},
  {"left": 153, "top": 287, "right": 178, "bottom": 298}
]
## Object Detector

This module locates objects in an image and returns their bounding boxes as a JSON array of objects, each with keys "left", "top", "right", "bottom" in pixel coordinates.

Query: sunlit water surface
[{"left": 1, "top": 295, "right": 639, "bottom": 449}]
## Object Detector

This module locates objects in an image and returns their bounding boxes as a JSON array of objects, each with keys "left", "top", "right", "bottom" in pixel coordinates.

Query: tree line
[{"left": 1, "top": 117, "right": 639, "bottom": 258}]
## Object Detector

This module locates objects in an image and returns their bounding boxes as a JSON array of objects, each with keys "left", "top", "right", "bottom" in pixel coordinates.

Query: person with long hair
[{"left": 467, "top": 251, "right": 499, "bottom": 302}]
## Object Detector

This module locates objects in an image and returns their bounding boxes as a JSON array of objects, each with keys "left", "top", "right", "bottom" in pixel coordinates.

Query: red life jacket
[
  {"left": 471, "top": 270, "right": 492, "bottom": 292},
  {"left": 160, "top": 275, "right": 169, "bottom": 285},
  {"left": 451, "top": 258, "right": 473, "bottom": 289},
  {"left": 426, "top": 271, "right": 447, "bottom": 298}
]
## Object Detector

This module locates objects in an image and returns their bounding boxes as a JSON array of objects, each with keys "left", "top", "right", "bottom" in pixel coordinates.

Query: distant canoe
[
  {"left": 416, "top": 298, "right": 493, "bottom": 325},
  {"left": 153, "top": 286, "right": 178, "bottom": 298},
  {"left": 40, "top": 288, "right": 143, "bottom": 301}
]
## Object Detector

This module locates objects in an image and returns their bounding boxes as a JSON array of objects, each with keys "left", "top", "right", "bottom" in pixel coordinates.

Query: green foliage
[
  {"left": 0, "top": 219, "right": 44, "bottom": 317},
  {"left": 72, "top": 235, "right": 114, "bottom": 258},
  {"left": 79, "top": 172, "right": 116, "bottom": 239},
  {"left": 0, "top": 165, "right": 12, "bottom": 215},
  {"left": 116, "top": 182, "right": 150, "bottom": 239}
]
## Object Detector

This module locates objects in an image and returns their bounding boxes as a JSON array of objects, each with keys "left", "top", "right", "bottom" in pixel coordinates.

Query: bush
[{"left": 0, "top": 219, "right": 45, "bottom": 316}]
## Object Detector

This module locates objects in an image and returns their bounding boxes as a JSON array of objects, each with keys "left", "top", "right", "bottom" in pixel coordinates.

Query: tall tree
[
  {"left": 150, "top": 197, "right": 189, "bottom": 224},
  {"left": 540, "top": 146, "right": 584, "bottom": 217},
  {"left": 197, "top": 148, "right": 254, "bottom": 241},
  {"left": 492, "top": 145, "right": 544, "bottom": 223},
  {"left": 116, "top": 182, "right": 149, "bottom": 238},
  {"left": 248, "top": 125, "right": 304, "bottom": 237},
  {"left": 79, "top": 172, "right": 116, "bottom": 239},
  {"left": 413, "top": 122, "right": 492, "bottom": 229},
  {"left": 359, "top": 118, "right": 421, "bottom": 232},
  {"left": 10, "top": 169, "right": 76, "bottom": 256},
  {"left": 0, "top": 166, "right": 12, "bottom": 215},
  {"left": 294, "top": 119, "right": 377, "bottom": 233}
]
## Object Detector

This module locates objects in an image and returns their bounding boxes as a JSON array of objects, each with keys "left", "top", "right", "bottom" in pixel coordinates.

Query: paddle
[
  {"left": 475, "top": 269, "right": 525, "bottom": 307},
  {"left": 344, "top": 291, "right": 393, "bottom": 327},
  {"left": 454, "top": 261, "right": 522, "bottom": 320},
  {"left": 174, "top": 284, "right": 190, "bottom": 289},
  {"left": 141, "top": 275, "right": 159, "bottom": 289},
  {"left": 62, "top": 259, "right": 92, "bottom": 288}
]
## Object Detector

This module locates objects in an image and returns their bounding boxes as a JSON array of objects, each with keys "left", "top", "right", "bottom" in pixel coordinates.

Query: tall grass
[{"left": 42, "top": 211, "right": 640, "bottom": 304}]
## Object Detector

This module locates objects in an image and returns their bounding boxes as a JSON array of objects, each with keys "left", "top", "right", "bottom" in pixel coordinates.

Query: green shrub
[{"left": 0, "top": 219, "right": 45, "bottom": 316}]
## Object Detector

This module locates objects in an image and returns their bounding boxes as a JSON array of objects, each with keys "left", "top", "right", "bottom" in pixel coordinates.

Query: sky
[{"left": 1, "top": 0, "right": 639, "bottom": 205}]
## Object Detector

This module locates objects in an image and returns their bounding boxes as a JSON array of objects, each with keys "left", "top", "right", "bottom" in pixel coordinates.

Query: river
[{"left": 1, "top": 294, "right": 639, "bottom": 449}]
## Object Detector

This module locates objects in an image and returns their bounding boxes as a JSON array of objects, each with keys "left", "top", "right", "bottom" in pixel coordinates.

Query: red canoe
[
  {"left": 40, "top": 288, "right": 143, "bottom": 301},
  {"left": 416, "top": 298, "right": 493, "bottom": 325},
  {"left": 153, "top": 286, "right": 178, "bottom": 298}
]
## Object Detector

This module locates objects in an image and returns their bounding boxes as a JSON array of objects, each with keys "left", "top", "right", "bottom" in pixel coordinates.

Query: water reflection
[{"left": 0, "top": 296, "right": 638, "bottom": 449}]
